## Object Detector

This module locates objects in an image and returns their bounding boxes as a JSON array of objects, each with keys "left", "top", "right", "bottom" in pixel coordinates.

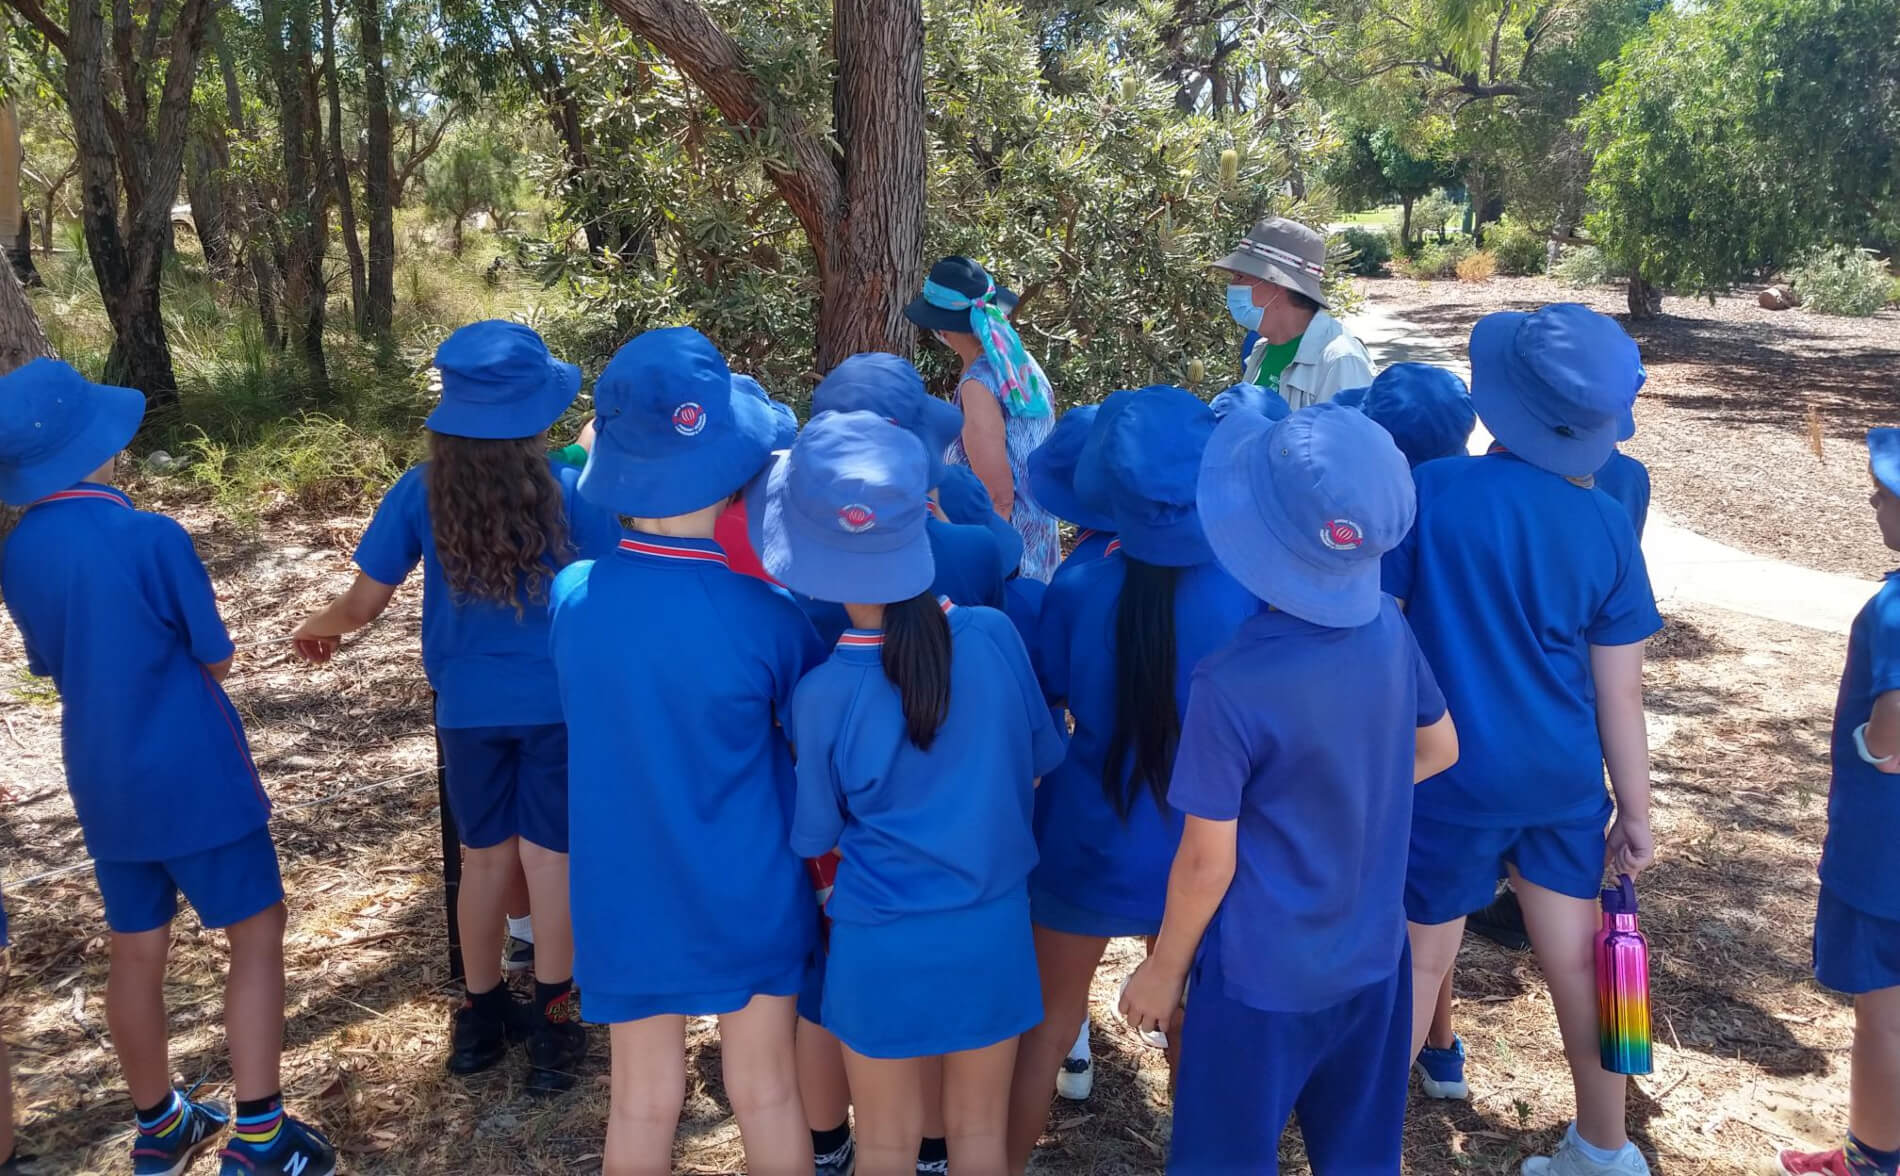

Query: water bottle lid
[{"left": 1600, "top": 873, "right": 1639, "bottom": 915}]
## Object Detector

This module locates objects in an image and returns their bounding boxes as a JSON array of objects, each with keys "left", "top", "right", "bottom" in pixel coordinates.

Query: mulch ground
[{"left": 1364, "top": 275, "right": 1900, "bottom": 580}]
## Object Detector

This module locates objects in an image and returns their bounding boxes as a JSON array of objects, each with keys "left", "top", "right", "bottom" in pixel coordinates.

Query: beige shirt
[{"left": 1241, "top": 310, "right": 1375, "bottom": 410}]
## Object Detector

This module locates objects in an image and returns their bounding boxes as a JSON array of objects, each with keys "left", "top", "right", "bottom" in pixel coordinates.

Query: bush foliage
[
  {"left": 1790, "top": 247, "right": 1894, "bottom": 317},
  {"left": 1338, "top": 227, "right": 1393, "bottom": 276},
  {"left": 1552, "top": 244, "right": 1617, "bottom": 287},
  {"left": 1487, "top": 217, "right": 1547, "bottom": 275}
]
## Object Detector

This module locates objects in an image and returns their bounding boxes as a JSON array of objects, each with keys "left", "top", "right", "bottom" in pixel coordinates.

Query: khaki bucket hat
[{"left": 1213, "top": 217, "right": 1329, "bottom": 308}]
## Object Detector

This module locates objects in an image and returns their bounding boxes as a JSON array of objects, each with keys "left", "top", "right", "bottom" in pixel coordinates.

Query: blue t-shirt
[
  {"left": 1595, "top": 449, "right": 1651, "bottom": 541},
  {"left": 1, "top": 485, "right": 268, "bottom": 862},
  {"left": 788, "top": 604, "right": 1065, "bottom": 925},
  {"left": 1822, "top": 573, "right": 1900, "bottom": 920},
  {"left": 1063, "top": 530, "right": 1116, "bottom": 571},
  {"left": 353, "top": 458, "right": 621, "bottom": 729},
  {"left": 1002, "top": 577, "right": 1046, "bottom": 655},
  {"left": 1170, "top": 600, "right": 1445, "bottom": 1013},
  {"left": 787, "top": 517, "right": 1008, "bottom": 647},
  {"left": 551, "top": 533, "right": 825, "bottom": 999},
  {"left": 1033, "top": 556, "right": 1259, "bottom": 921},
  {"left": 1384, "top": 453, "right": 1663, "bottom": 826}
]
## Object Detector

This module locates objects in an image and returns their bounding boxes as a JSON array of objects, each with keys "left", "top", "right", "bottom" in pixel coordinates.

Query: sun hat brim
[
  {"left": 1026, "top": 450, "right": 1114, "bottom": 533},
  {"left": 1467, "top": 312, "right": 1617, "bottom": 480},
  {"left": 1110, "top": 508, "right": 1215, "bottom": 568},
  {"left": 903, "top": 283, "right": 1021, "bottom": 333},
  {"left": 579, "top": 381, "right": 778, "bottom": 517},
  {"left": 1211, "top": 252, "right": 1329, "bottom": 309},
  {"left": 1196, "top": 410, "right": 1381, "bottom": 628},
  {"left": 0, "top": 379, "right": 146, "bottom": 507},
  {"left": 748, "top": 454, "right": 936, "bottom": 605},
  {"left": 425, "top": 359, "right": 582, "bottom": 441},
  {"left": 979, "top": 512, "right": 1025, "bottom": 579},
  {"left": 1871, "top": 430, "right": 1900, "bottom": 498}
]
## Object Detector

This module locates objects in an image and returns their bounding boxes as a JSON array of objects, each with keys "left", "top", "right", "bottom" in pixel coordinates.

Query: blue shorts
[
  {"left": 1, "top": 891, "right": 9, "bottom": 949},
  {"left": 1815, "top": 887, "right": 1900, "bottom": 995},
  {"left": 1030, "top": 885, "right": 1158, "bottom": 939},
  {"left": 438, "top": 723, "right": 568, "bottom": 852},
  {"left": 1171, "top": 941, "right": 1411, "bottom": 1174},
  {"left": 824, "top": 889, "right": 1042, "bottom": 1059},
  {"left": 580, "top": 958, "right": 806, "bottom": 1025},
  {"left": 94, "top": 827, "right": 283, "bottom": 935},
  {"left": 1405, "top": 811, "right": 1607, "bottom": 926}
]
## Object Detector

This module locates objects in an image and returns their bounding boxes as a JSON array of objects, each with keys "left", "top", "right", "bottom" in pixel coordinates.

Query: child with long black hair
[
  {"left": 764, "top": 407, "right": 1065, "bottom": 1176},
  {"left": 1004, "top": 386, "right": 1258, "bottom": 1171},
  {"left": 294, "top": 321, "right": 617, "bottom": 1094}
]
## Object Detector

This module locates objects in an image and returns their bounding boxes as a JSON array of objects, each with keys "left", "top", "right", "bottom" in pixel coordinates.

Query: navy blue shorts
[
  {"left": 94, "top": 827, "right": 284, "bottom": 935},
  {"left": 824, "top": 890, "right": 1042, "bottom": 1059},
  {"left": 580, "top": 959, "right": 806, "bottom": 1025},
  {"left": 1170, "top": 942, "right": 1411, "bottom": 1174},
  {"left": 1030, "top": 885, "right": 1159, "bottom": 939},
  {"left": 1405, "top": 811, "right": 1607, "bottom": 926},
  {"left": 438, "top": 723, "right": 569, "bottom": 852},
  {"left": 1815, "top": 887, "right": 1900, "bottom": 995},
  {"left": 1, "top": 890, "right": 9, "bottom": 949}
]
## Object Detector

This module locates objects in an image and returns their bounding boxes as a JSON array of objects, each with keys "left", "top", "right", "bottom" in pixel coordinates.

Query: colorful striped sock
[
  {"left": 135, "top": 1090, "right": 184, "bottom": 1136},
  {"left": 233, "top": 1097, "right": 285, "bottom": 1149},
  {"left": 1847, "top": 1135, "right": 1900, "bottom": 1176}
]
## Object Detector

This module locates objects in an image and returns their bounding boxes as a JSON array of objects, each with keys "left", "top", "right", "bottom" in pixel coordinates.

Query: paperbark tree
[{"left": 357, "top": 0, "right": 395, "bottom": 334}]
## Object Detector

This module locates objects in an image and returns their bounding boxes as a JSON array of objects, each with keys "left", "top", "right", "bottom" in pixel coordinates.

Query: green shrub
[
  {"left": 1413, "top": 192, "right": 1459, "bottom": 242},
  {"left": 1487, "top": 216, "right": 1547, "bottom": 276},
  {"left": 1789, "top": 246, "right": 1892, "bottom": 317},
  {"left": 1337, "top": 226, "right": 1393, "bottom": 276},
  {"left": 1552, "top": 245, "right": 1616, "bottom": 288},
  {"left": 1398, "top": 237, "right": 1475, "bottom": 279},
  {"left": 181, "top": 415, "right": 420, "bottom": 525}
]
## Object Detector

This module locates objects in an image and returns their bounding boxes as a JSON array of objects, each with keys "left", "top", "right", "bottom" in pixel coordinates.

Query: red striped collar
[
  {"left": 617, "top": 534, "right": 729, "bottom": 567},
  {"left": 1103, "top": 538, "right": 1122, "bottom": 556},
  {"left": 32, "top": 485, "right": 131, "bottom": 509},
  {"left": 836, "top": 597, "right": 955, "bottom": 649}
]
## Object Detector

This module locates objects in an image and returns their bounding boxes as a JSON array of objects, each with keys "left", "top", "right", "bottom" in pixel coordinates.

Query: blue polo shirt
[
  {"left": 1032, "top": 555, "right": 1259, "bottom": 921},
  {"left": 1, "top": 485, "right": 268, "bottom": 862},
  {"left": 788, "top": 604, "right": 1065, "bottom": 925},
  {"left": 1002, "top": 576, "right": 1046, "bottom": 654},
  {"left": 354, "top": 458, "right": 621, "bottom": 728},
  {"left": 1062, "top": 530, "right": 1116, "bottom": 571},
  {"left": 1170, "top": 600, "right": 1445, "bottom": 1013},
  {"left": 551, "top": 533, "right": 824, "bottom": 1000},
  {"left": 1595, "top": 449, "right": 1651, "bottom": 540},
  {"left": 1821, "top": 573, "right": 1900, "bottom": 920},
  {"left": 787, "top": 517, "right": 1008, "bottom": 647},
  {"left": 1384, "top": 453, "right": 1662, "bottom": 826}
]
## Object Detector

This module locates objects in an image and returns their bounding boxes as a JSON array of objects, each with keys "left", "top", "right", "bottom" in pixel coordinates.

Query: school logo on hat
[
  {"left": 672, "top": 402, "right": 707, "bottom": 436},
  {"left": 838, "top": 503, "right": 876, "bottom": 533},
  {"left": 1320, "top": 518, "right": 1364, "bottom": 551}
]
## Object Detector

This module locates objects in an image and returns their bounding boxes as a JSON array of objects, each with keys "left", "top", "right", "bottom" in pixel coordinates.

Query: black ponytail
[
  {"left": 882, "top": 591, "right": 953, "bottom": 750},
  {"left": 1102, "top": 559, "right": 1182, "bottom": 819}
]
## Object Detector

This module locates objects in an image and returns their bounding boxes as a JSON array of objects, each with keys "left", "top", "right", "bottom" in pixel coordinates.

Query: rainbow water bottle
[{"left": 1595, "top": 874, "right": 1653, "bottom": 1075}]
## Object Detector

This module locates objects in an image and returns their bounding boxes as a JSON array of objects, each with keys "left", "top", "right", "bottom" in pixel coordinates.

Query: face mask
[{"left": 1226, "top": 284, "right": 1264, "bottom": 333}]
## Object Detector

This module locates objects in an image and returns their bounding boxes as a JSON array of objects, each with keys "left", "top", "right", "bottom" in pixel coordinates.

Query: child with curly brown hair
[{"left": 293, "top": 321, "right": 619, "bottom": 1094}]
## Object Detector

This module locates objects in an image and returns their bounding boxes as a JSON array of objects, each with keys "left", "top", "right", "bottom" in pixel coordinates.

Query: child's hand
[
  {"left": 1118, "top": 958, "right": 1186, "bottom": 1040},
  {"left": 290, "top": 621, "right": 340, "bottom": 664},
  {"left": 1607, "top": 814, "right": 1655, "bottom": 877}
]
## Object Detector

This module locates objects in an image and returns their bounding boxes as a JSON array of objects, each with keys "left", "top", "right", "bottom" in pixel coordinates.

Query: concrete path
[{"left": 1341, "top": 305, "right": 1879, "bottom": 634}]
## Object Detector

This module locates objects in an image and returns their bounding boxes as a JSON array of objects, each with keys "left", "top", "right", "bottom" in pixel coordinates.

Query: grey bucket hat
[{"left": 1212, "top": 217, "right": 1329, "bottom": 308}]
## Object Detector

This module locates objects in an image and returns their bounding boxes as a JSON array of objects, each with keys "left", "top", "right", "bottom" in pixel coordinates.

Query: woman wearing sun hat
[
  {"left": 1385, "top": 303, "right": 1660, "bottom": 1176},
  {"left": 766, "top": 410, "right": 1065, "bottom": 1176},
  {"left": 907, "top": 257, "right": 1062, "bottom": 582},
  {"left": 1004, "top": 385, "right": 1260, "bottom": 1173}
]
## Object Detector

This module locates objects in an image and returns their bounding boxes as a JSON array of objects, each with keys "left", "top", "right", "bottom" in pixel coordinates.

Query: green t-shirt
[
  {"left": 1252, "top": 334, "right": 1303, "bottom": 393},
  {"left": 551, "top": 443, "right": 589, "bottom": 468}
]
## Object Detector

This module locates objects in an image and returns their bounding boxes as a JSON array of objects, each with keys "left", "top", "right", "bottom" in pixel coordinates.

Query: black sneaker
[
  {"left": 524, "top": 986, "right": 586, "bottom": 1095},
  {"left": 0, "top": 1149, "right": 37, "bottom": 1174},
  {"left": 448, "top": 994, "right": 512, "bottom": 1075},
  {"left": 1468, "top": 888, "right": 1530, "bottom": 951},
  {"left": 215, "top": 1115, "right": 335, "bottom": 1176}
]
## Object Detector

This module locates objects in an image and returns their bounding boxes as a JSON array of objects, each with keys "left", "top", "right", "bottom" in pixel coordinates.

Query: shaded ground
[
  {"left": 1365, "top": 275, "right": 1900, "bottom": 580},
  {"left": 0, "top": 464, "right": 1858, "bottom": 1173}
]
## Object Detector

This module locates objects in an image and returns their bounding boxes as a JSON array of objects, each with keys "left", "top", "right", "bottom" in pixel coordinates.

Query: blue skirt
[
  {"left": 824, "top": 889, "right": 1042, "bottom": 1059},
  {"left": 1814, "top": 886, "right": 1900, "bottom": 995}
]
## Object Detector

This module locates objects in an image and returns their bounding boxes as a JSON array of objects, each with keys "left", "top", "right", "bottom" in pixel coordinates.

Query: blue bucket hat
[
  {"left": 811, "top": 353, "right": 963, "bottom": 489},
  {"left": 1333, "top": 386, "right": 1368, "bottom": 409},
  {"left": 0, "top": 359, "right": 145, "bottom": 507},
  {"left": 753, "top": 410, "right": 936, "bottom": 605},
  {"left": 937, "top": 464, "right": 1023, "bottom": 578},
  {"left": 1198, "top": 402, "right": 1416, "bottom": 628},
  {"left": 425, "top": 320, "right": 581, "bottom": 440},
  {"left": 1872, "top": 429, "right": 1900, "bottom": 497},
  {"left": 1209, "top": 382, "right": 1292, "bottom": 422},
  {"left": 733, "top": 373, "right": 798, "bottom": 450},
  {"left": 1468, "top": 303, "right": 1642, "bottom": 479},
  {"left": 580, "top": 326, "right": 778, "bottom": 517},
  {"left": 1359, "top": 363, "right": 1476, "bottom": 468},
  {"left": 1074, "top": 386, "right": 1218, "bottom": 567},
  {"left": 1027, "top": 405, "right": 1115, "bottom": 533}
]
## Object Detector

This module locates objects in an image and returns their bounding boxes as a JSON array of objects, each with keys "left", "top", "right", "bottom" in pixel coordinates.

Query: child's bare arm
[
  {"left": 1120, "top": 814, "right": 1236, "bottom": 1035},
  {"left": 1591, "top": 640, "right": 1654, "bottom": 875},
  {"left": 1415, "top": 711, "right": 1458, "bottom": 783},
  {"left": 204, "top": 655, "right": 234, "bottom": 683},
  {"left": 1861, "top": 689, "right": 1900, "bottom": 768},
  {"left": 291, "top": 574, "right": 398, "bottom": 663}
]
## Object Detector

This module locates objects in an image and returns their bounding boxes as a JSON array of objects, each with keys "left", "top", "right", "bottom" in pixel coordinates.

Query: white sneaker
[
  {"left": 1055, "top": 1017, "right": 1093, "bottom": 1100},
  {"left": 1521, "top": 1125, "right": 1651, "bottom": 1176}
]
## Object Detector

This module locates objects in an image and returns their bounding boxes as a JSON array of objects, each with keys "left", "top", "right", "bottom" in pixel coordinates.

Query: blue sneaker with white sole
[
  {"left": 1414, "top": 1034, "right": 1470, "bottom": 1100},
  {"left": 216, "top": 1114, "right": 336, "bottom": 1176},
  {"left": 130, "top": 1094, "right": 229, "bottom": 1176}
]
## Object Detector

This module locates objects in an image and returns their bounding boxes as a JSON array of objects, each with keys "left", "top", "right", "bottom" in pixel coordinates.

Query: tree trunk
[
  {"left": 321, "top": 0, "right": 366, "bottom": 330},
  {"left": 269, "top": 0, "right": 329, "bottom": 388},
  {"left": 1627, "top": 275, "right": 1662, "bottom": 319},
  {"left": 185, "top": 123, "right": 231, "bottom": 277},
  {"left": 211, "top": 9, "right": 283, "bottom": 346},
  {"left": 0, "top": 250, "right": 52, "bottom": 373},
  {"left": 1400, "top": 195, "right": 1415, "bottom": 248},
  {"left": 450, "top": 214, "right": 464, "bottom": 257},
  {"left": 357, "top": 0, "right": 394, "bottom": 334},
  {"left": 0, "top": 102, "right": 38, "bottom": 287}
]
